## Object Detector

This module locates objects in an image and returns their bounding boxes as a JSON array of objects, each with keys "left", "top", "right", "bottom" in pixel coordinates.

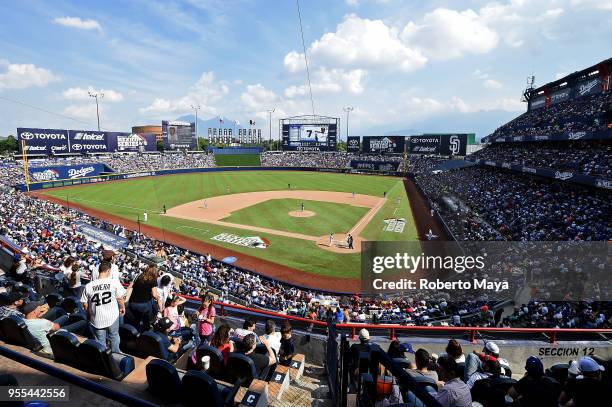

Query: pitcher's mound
[{"left": 289, "top": 210, "right": 316, "bottom": 218}]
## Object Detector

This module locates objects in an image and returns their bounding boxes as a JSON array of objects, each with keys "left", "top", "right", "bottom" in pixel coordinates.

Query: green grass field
[
  {"left": 222, "top": 198, "right": 369, "bottom": 236},
  {"left": 42, "top": 171, "right": 417, "bottom": 279},
  {"left": 214, "top": 154, "right": 261, "bottom": 166}
]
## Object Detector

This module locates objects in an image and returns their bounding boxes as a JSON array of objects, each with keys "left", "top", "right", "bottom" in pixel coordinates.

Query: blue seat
[
  {"left": 0, "top": 315, "right": 43, "bottom": 351},
  {"left": 146, "top": 359, "right": 183, "bottom": 401},
  {"left": 182, "top": 370, "right": 228, "bottom": 407},
  {"left": 227, "top": 353, "right": 258, "bottom": 386},
  {"left": 48, "top": 330, "right": 80, "bottom": 366},
  {"left": 189, "top": 344, "right": 226, "bottom": 379},
  {"left": 77, "top": 339, "right": 135, "bottom": 380},
  {"left": 137, "top": 331, "right": 170, "bottom": 360},
  {"left": 118, "top": 324, "right": 140, "bottom": 355}
]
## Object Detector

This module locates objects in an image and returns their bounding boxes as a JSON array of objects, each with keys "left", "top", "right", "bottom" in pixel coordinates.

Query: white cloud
[
  {"left": 483, "top": 79, "right": 503, "bottom": 89},
  {"left": 286, "top": 14, "right": 427, "bottom": 73},
  {"left": 62, "top": 86, "right": 124, "bottom": 102},
  {"left": 283, "top": 51, "right": 305, "bottom": 73},
  {"left": 345, "top": 0, "right": 359, "bottom": 6},
  {"left": 570, "top": 0, "right": 612, "bottom": 11},
  {"left": 401, "top": 8, "right": 499, "bottom": 60},
  {"left": 240, "top": 84, "right": 279, "bottom": 111},
  {"left": 139, "top": 71, "right": 228, "bottom": 114},
  {"left": 284, "top": 68, "right": 366, "bottom": 98},
  {"left": 0, "top": 60, "right": 60, "bottom": 90},
  {"left": 52, "top": 16, "right": 102, "bottom": 31},
  {"left": 64, "top": 104, "right": 103, "bottom": 119},
  {"left": 488, "top": 97, "right": 525, "bottom": 112}
]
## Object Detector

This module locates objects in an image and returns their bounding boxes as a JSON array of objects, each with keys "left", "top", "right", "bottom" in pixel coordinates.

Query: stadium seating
[{"left": 0, "top": 315, "right": 43, "bottom": 351}]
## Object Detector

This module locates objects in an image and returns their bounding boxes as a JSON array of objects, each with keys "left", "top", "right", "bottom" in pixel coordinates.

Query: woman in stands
[
  {"left": 197, "top": 292, "right": 216, "bottom": 344},
  {"left": 126, "top": 265, "right": 163, "bottom": 332},
  {"left": 65, "top": 261, "right": 85, "bottom": 298},
  {"left": 209, "top": 323, "right": 234, "bottom": 364},
  {"left": 163, "top": 295, "right": 194, "bottom": 345}
]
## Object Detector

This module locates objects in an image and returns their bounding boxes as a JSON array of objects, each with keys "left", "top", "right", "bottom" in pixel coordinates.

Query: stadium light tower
[
  {"left": 88, "top": 91, "right": 104, "bottom": 131},
  {"left": 267, "top": 108, "right": 276, "bottom": 145},
  {"left": 343, "top": 106, "right": 354, "bottom": 140},
  {"left": 191, "top": 104, "right": 201, "bottom": 146}
]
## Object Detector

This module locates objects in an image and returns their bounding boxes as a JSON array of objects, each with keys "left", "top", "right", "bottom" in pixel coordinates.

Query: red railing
[{"left": 179, "top": 295, "right": 612, "bottom": 344}]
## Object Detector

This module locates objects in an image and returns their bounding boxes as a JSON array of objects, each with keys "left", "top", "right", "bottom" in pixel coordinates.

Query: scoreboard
[{"left": 281, "top": 116, "right": 338, "bottom": 151}]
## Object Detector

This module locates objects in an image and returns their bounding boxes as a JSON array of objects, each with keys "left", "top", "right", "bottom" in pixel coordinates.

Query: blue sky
[{"left": 0, "top": 0, "right": 611, "bottom": 139}]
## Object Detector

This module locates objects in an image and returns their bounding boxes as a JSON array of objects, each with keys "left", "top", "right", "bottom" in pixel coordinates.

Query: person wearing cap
[
  {"left": 560, "top": 356, "right": 607, "bottom": 406},
  {"left": 349, "top": 328, "right": 376, "bottom": 377},
  {"left": 153, "top": 317, "right": 185, "bottom": 361},
  {"left": 508, "top": 356, "right": 560, "bottom": 407},
  {"left": 466, "top": 355, "right": 497, "bottom": 389},
  {"left": 0, "top": 292, "right": 25, "bottom": 319},
  {"left": 9, "top": 254, "right": 28, "bottom": 284},
  {"left": 23, "top": 300, "right": 88, "bottom": 354},
  {"left": 92, "top": 250, "right": 121, "bottom": 282},
  {"left": 470, "top": 358, "right": 505, "bottom": 407},
  {"left": 435, "top": 354, "right": 472, "bottom": 407},
  {"left": 464, "top": 341, "right": 511, "bottom": 381}
]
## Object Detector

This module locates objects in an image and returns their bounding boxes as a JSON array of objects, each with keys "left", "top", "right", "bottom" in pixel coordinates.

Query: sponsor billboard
[
  {"left": 362, "top": 136, "right": 405, "bottom": 154},
  {"left": 17, "top": 128, "right": 70, "bottom": 155},
  {"left": 106, "top": 132, "right": 157, "bottom": 152},
  {"left": 408, "top": 134, "right": 468, "bottom": 156},
  {"left": 281, "top": 123, "right": 337, "bottom": 151},
  {"left": 29, "top": 163, "right": 112, "bottom": 182},
  {"left": 573, "top": 77, "right": 601, "bottom": 98},
  {"left": 162, "top": 120, "right": 196, "bottom": 150},
  {"left": 346, "top": 136, "right": 361, "bottom": 153},
  {"left": 350, "top": 160, "right": 399, "bottom": 172},
  {"left": 74, "top": 221, "right": 128, "bottom": 249},
  {"left": 68, "top": 130, "right": 108, "bottom": 153}
]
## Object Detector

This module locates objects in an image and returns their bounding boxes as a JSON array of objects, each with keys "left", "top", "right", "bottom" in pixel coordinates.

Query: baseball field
[{"left": 37, "top": 170, "right": 418, "bottom": 289}]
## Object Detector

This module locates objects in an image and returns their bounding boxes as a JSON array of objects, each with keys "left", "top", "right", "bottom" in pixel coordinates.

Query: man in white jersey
[
  {"left": 81, "top": 261, "right": 126, "bottom": 353},
  {"left": 92, "top": 250, "right": 121, "bottom": 282}
]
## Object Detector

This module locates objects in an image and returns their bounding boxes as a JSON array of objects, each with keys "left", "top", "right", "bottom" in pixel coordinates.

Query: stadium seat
[
  {"left": 136, "top": 331, "right": 170, "bottom": 360},
  {"left": 48, "top": 330, "right": 80, "bottom": 366},
  {"left": 227, "top": 353, "right": 258, "bottom": 386},
  {"left": 182, "top": 370, "right": 230, "bottom": 407},
  {"left": 45, "top": 293, "right": 63, "bottom": 308},
  {"left": 145, "top": 359, "right": 183, "bottom": 401},
  {"left": 190, "top": 344, "right": 226, "bottom": 380},
  {"left": 490, "top": 376, "right": 517, "bottom": 393},
  {"left": 393, "top": 357, "right": 412, "bottom": 369},
  {"left": 76, "top": 339, "right": 135, "bottom": 380},
  {"left": 456, "top": 362, "right": 465, "bottom": 379},
  {"left": 118, "top": 323, "right": 140, "bottom": 355},
  {"left": 0, "top": 315, "right": 43, "bottom": 351},
  {"left": 411, "top": 375, "right": 438, "bottom": 393}
]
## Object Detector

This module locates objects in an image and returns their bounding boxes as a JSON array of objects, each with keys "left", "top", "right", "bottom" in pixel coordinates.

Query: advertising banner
[
  {"left": 17, "top": 128, "right": 70, "bottom": 155},
  {"left": 346, "top": 136, "right": 361, "bottom": 153},
  {"left": 486, "top": 128, "right": 612, "bottom": 143},
  {"left": 573, "top": 77, "right": 601, "bottom": 98},
  {"left": 29, "top": 163, "right": 112, "bottom": 182},
  {"left": 529, "top": 96, "right": 546, "bottom": 110},
  {"left": 362, "top": 136, "right": 405, "bottom": 154},
  {"left": 162, "top": 120, "right": 196, "bottom": 150},
  {"left": 468, "top": 158, "right": 611, "bottom": 190},
  {"left": 350, "top": 160, "right": 400, "bottom": 172},
  {"left": 408, "top": 135, "right": 440, "bottom": 154},
  {"left": 68, "top": 130, "right": 108, "bottom": 153},
  {"left": 281, "top": 123, "right": 338, "bottom": 151},
  {"left": 74, "top": 221, "right": 128, "bottom": 249},
  {"left": 439, "top": 134, "right": 468, "bottom": 156},
  {"left": 106, "top": 132, "right": 157, "bottom": 152},
  {"left": 549, "top": 88, "right": 571, "bottom": 105}
]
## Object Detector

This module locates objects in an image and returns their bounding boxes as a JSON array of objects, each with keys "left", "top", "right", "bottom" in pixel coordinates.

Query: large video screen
[
  {"left": 282, "top": 123, "right": 337, "bottom": 151},
  {"left": 162, "top": 120, "right": 196, "bottom": 150}
]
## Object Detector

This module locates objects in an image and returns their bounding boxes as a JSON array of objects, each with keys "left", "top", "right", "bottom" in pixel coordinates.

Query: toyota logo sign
[
  {"left": 21, "top": 132, "right": 35, "bottom": 140},
  {"left": 71, "top": 144, "right": 83, "bottom": 151}
]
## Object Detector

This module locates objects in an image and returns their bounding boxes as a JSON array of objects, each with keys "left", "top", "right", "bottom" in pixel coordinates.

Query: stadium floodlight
[
  {"left": 88, "top": 91, "right": 104, "bottom": 131},
  {"left": 343, "top": 106, "right": 354, "bottom": 140},
  {"left": 191, "top": 104, "right": 201, "bottom": 148},
  {"left": 267, "top": 108, "right": 276, "bottom": 146}
]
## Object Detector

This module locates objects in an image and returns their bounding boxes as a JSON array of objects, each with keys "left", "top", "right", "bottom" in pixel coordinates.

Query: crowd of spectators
[
  {"left": 417, "top": 166, "right": 611, "bottom": 241},
  {"left": 261, "top": 151, "right": 355, "bottom": 168},
  {"left": 472, "top": 140, "right": 611, "bottom": 178},
  {"left": 489, "top": 91, "right": 612, "bottom": 140}
]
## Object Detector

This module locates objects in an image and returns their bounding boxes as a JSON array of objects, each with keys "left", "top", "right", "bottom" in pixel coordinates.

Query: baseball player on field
[{"left": 80, "top": 261, "right": 126, "bottom": 353}]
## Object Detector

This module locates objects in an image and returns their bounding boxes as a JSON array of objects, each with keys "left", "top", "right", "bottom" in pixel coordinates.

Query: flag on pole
[{"left": 219, "top": 116, "right": 224, "bottom": 124}]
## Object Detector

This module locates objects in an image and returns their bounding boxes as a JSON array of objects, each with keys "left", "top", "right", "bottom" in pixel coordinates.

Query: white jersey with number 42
[{"left": 80, "top": 277, "right": 126, "bottom": 329}]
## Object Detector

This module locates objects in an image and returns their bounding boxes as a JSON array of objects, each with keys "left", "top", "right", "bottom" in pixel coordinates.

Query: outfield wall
[{"left": 19, "top": 166, "right": 402, "bottom": 191}]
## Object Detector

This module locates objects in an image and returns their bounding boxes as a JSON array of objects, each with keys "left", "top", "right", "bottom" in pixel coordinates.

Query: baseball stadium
[{"left": 1, "top": 1, "right": 611, "bottom": 407}]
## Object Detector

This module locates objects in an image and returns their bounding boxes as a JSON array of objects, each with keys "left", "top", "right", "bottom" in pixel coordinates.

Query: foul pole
[{"left": 21, "top": 139, "right": 31, "bottom": 192}]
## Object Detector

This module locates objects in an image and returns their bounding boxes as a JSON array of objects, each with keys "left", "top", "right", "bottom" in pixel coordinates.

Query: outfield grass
[
  {"left": 222, "top": 198, "right": 369, "bottom": 236},
  {"left": 42, "top": 171, "right": 417, "bottom": 279},
  {"left": 214, "top": 154, "right": 261, "bottom": 166}
]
